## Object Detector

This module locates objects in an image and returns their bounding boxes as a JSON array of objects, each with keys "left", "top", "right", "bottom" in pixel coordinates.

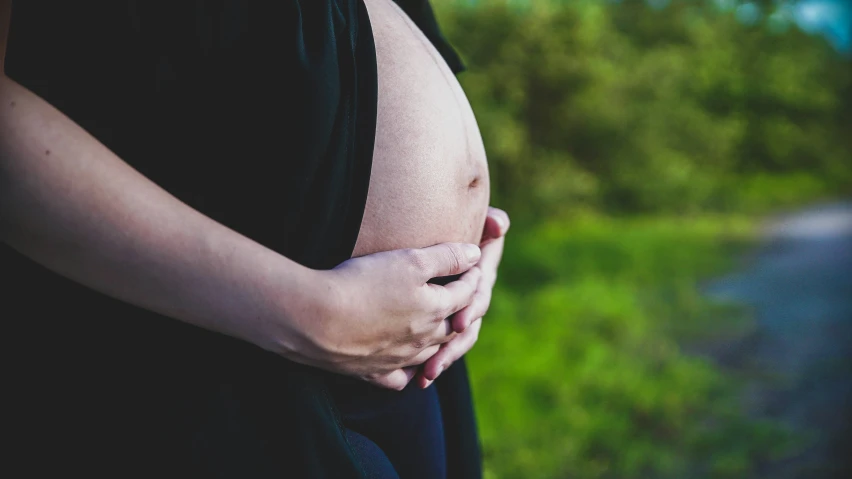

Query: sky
[
  {"left": 791, "top": 0, "right": 852, "bottom": 52},
  {"left": 649, "top": 0, "right": 851, "bottom": 52},
  {"left": 472, "top": 0, "right": 852, "bottom": 53},
  {"left": 714, "top": 0, "right": 852, "bottom": 52}
]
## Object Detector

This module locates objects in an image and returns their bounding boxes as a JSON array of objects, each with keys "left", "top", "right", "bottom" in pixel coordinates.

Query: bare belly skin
[{"left": 352, "top": 0, "right": 490, "bottom": 257}]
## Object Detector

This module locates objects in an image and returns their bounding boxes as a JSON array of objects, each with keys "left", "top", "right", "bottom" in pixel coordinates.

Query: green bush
[
  {"left": 433, "top": 0, "right": 852, "bottom": 218},
  {"left": 466, "top": 217, "right": 799, "bottom": 478}
]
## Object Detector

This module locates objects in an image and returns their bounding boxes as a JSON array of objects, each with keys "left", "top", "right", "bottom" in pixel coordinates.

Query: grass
[{"left": 466, "top": 214, "right": 800, "bottom": 479}]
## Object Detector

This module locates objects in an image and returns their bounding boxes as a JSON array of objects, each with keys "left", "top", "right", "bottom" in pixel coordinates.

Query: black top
[{"left": 3, "top": 1, "right": 476, "bottom": 478}]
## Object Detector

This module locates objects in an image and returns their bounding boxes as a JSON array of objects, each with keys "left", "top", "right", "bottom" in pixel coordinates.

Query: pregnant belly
[{"left": 352, "top": 0, "right": 489, "bottom": 258}]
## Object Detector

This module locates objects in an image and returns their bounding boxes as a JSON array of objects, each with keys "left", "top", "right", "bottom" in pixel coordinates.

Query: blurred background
[{"left": 429, "top": 0, "right": 852, "bottom": 477}]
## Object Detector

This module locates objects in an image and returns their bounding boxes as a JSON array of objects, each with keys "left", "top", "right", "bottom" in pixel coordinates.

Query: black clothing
[{"left": 3, "top": 1, "right": 479, "bottom": 478}]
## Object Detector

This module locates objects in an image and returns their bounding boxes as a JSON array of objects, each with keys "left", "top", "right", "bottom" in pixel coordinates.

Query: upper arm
[{"left": 1, "top": 0, "right": 10, "bottom": 74}]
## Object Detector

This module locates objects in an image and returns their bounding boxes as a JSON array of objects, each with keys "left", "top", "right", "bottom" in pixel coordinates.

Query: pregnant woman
[
  {"left": 0, "top": 1, "right": 505, "bottom": 477},
  {"left": 330, "top": 0, "right": 493, "bottom": 477}
]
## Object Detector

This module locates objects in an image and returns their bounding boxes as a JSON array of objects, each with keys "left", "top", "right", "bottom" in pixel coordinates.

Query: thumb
[{"left": 415, "top": 243, "right": 481, "bottom": 280}]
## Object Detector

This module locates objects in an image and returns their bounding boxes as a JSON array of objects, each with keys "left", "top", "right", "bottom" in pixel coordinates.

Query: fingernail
[
  {"left": 463, "top": 244, "right": 481, "bottom": 262},
  {"left": 495, "top": 215, "right": 506, "bottom": 230}
]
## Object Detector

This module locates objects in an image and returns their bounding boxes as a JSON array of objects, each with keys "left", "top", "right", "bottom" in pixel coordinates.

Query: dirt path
[{"left": 703, "top": 202, "right": 852, "bottom": 478}]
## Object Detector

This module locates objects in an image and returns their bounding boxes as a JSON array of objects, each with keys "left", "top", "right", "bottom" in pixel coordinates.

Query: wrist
[{"left": 262, "top": 263, "right": 344, "bottom": 368}]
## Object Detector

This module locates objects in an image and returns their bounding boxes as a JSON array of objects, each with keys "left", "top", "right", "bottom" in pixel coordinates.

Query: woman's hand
[
  {"left": 296, "top": 243, "right": 482, "bottom": 390},
  {"left": 417, "top": 207, "right": 510, "bottom": 388}
]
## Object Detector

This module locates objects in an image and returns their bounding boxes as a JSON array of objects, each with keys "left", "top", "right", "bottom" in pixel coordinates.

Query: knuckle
[
  {"left": 445, "top": 245, "right": 464, "bottom": 273},
  {"left": 406, "top": 319, "right": 419, "bottom": 338},
  {"left": 434, "top": 301, "right": 453, "bottom": 320},
  {"left": 412, "top": 337, "right": 428, "bottom": 350},
  {"left": 465, "top": 287, "right": 478, "bottom": 304},
  {"left": 402, "top": 248, "right": 428, "bottom": 272}
]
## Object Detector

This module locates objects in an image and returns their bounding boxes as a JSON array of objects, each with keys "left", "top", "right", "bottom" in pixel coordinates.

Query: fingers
[
  {"left": 416, "top": 371, "right": 433, "bottom": 390},
  {"left": 401, "top": 343, "right": 442, "bottom": 368},
  {"left": 481, "top": 207, "right": 510, "bottom": 243},
  {"left": 425, "top": 266, "right": 480, "bottom": 323},
  {"left": 452, "top": 236, "right": 502, "bottom": 332},
  {"left": 366, "top": 367, "right": 418, "bottom": 391},
  {"left": 451, "top": 285, "right": 491, "bottom": 333},
  {"left": 419, "top": 319, "right": 482, "bottom": 387},
  {"left": 410, "top": 242, "right": 480, "bottom": 280},
  {"left": 477, "top": 236, "right": 503, "bottom": 286},
  {"left": 490, "top": 206, "right": 511, "bottom": 234},
  {"left": 363, "top": 320, "right": 453, "bottom": 390}
]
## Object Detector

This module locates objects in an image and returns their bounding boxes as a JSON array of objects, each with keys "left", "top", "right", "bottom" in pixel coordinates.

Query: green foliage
[
  {"left": 434, "top": 0, "right": 852, "bottom": 219},
  {"left": 466, "top": 217, "right": 799, "bottom": 478}
]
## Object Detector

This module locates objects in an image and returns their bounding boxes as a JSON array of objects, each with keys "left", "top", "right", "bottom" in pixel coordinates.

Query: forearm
[{"left": 0, "top": 75, "right": 322, "bottom": 357}]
